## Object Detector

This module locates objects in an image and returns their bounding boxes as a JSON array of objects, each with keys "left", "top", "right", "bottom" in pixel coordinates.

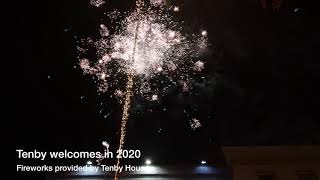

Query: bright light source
[
  {"left": 87, "top": 161, "right": 93, "bottom": 165},
  {"left": 102, "top": 141, "right": 109, "bottom": 147},
  {"left": 145, "top": 159, "right": 152, "bottom": 165},
  {"left": 173, "top": 6, "right": 179, "bottom": 12},
  {"left": 201, "top": 160, "right": 207, "bottom": 165},
  {"left": 169, "top": 31, "right": 176, "bottom": 38},
  {"left": 101, "top": 72, "right": 106, "bottom": 80},
  {"left": 201, "top": 30, "right": 207, "bottom": 36},
  {"left": 151, "top": 94, "right": 158, "bottom": 101}
]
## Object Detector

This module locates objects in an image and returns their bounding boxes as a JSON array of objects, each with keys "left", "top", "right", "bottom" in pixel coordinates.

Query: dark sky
[{"left": 8, "top": 0, "right": 320, "bottom": 166}]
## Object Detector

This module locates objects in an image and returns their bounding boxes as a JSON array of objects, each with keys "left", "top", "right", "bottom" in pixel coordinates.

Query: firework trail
[
  {"left": 115, "top": 72, "right": 133, "bottom": 179},
  {"left": 114, "top": 2, "right": 142, "bottom": 178},
  {"left": 96, "top": 141, "right": 110, "bottom": 165},
  {"left": 115, "top": 24, "right": 138, "bottom": 179},
  {"left": 79, "top": 0, "right": 208, "bottom": 178}
]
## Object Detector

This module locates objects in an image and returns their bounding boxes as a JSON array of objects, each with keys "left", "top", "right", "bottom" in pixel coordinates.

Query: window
[
  {"left": 256, "top": 171, "right": 277, "bottom": 180},
  {"left": 297, "top": 170, "right": 318, "bottom": 180}
]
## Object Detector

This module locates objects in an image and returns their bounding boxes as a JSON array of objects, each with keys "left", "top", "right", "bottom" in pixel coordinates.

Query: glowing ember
[
  {"left": 80, "top": 59, "right": 91, "bottom": 71},
  {"left": 169, "top": 31, "right": 176, "bottom": 38},
  {"left": 194, "top": 60, "right": 205, "bottom": 71},
  {"left": 114, "top": 90, "right": 124, "bottom": 97},
  {"left": 102, "top": 141, "right": 109, "bottom": 148},
  {"left": 150, "top": 0, "right": 165, "bottom": 6},
  {"left": 182, "top": 81, "right": 190, "bottom": 92},
  {"left": 190, "top": 118, "right": 201, "bottom": 130},
  {"left": 100, "top": 24, "right": 110, "bottom": 37},
  {"left": 90, "top": 0, "right": 106, "bottom": 7},
  {"left": 101, "top": 72, "right": 106, "bottom": 80},
  {"left": 151, "top": 94, "right": 158, "bottom": 101},
  {"left": 97, "top": 141, "right": 110, "bottom": 165}
]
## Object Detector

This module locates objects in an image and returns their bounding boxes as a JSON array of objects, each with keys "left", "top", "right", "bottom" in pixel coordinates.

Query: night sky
[{"left": 9, "top": 0, "right": 320, "bottom": 168}]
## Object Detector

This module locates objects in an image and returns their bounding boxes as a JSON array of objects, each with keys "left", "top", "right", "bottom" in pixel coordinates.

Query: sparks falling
[
  {"left": 190, "top": 118, "right": 202, "bottom": 130},
  {"left": 90, "top": 0, "right": 106, "bottom": 7},
  {"left": 78, "top": 0, "right": 208, "bottom": 178},
  {"left": 96, "top": 141, "right": 110, "bottom": 165}
]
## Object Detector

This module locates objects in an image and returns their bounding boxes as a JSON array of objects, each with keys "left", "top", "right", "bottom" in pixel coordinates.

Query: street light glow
[{"left": 145, "top": 159, "right": 152, "bottom": 165}]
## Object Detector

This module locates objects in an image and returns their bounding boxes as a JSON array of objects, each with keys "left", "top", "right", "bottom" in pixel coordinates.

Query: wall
[{"left": 222, "top": 146, "right": 320, "bottom": 180}]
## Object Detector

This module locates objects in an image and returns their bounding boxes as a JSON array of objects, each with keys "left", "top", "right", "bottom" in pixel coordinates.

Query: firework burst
[
  {"left": 78, "top": 0, "right": 208, "bottom": 178},
  {"left": 79, "top": 2, "right": 208, "bottom": 99}
]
